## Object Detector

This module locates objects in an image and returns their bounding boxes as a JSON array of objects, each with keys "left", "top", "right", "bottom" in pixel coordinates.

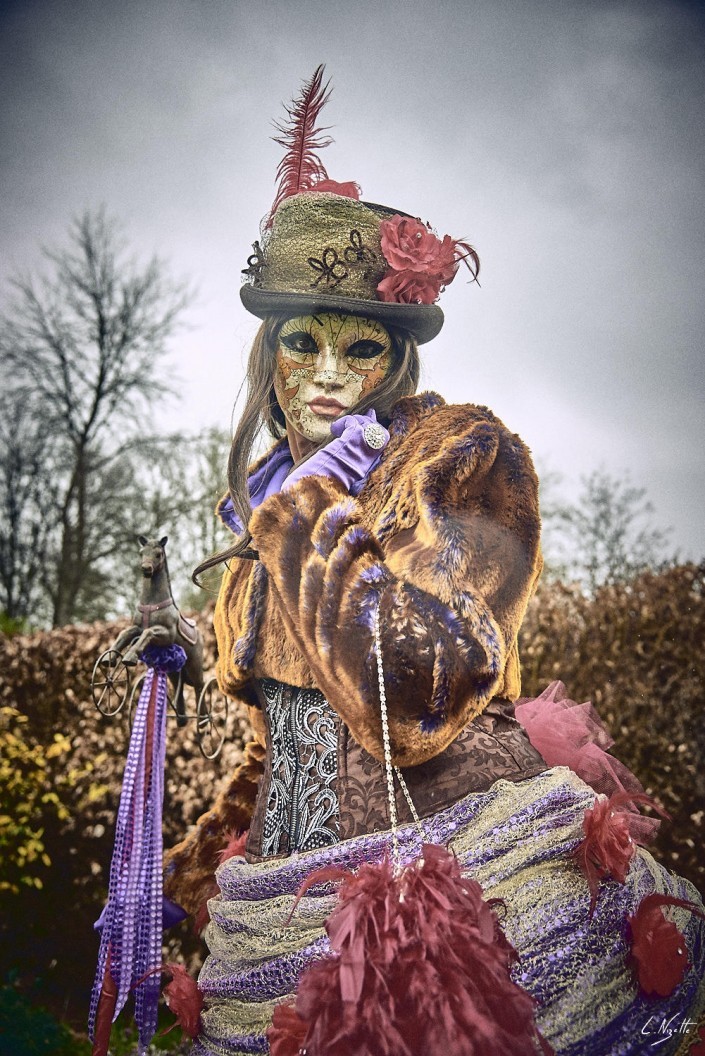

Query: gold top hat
[
  {"left": 240, "top": 193, "right": 445, "bottom": 344},
  {"left": 239, "top": 67, "right": 477, "bottom": 345}
]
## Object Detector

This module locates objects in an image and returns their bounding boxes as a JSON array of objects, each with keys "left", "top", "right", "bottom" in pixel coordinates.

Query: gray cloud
[{"left": 1, "top": 0, "right": 703, "bottom": 556}]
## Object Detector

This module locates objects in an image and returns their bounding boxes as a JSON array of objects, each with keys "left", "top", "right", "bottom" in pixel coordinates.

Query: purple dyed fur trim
[
  {"left": 316, "top": 523, "right": 378, "bottom": 652},
  {"left": 139, "top": 643, "right": 187, "bottom": 672},
  {"left": 398, "top": 582, "right": 499, "bottom": 700},
  {"left": 388, "top": 391, "right": 444, "bottom": 437},
  {"left": 424, "top": 643, "right": 451, "bottom": 731},
  {"left": 453, "top": 590, "right": 502, "bottom": 681},
  {"left": 339, "top": 522, "right": 370, "bottom": 549},
  {"left": 418, "top": 430, "right": 495, "bottom": 522},
  {"left": 233, "top": 561, "right": 268, "bottom": 669},
  {"left": 312, "top": 500, "right": 357, "bottom": 559},
  {"left": 374, "top": 505, "right": 398, "bottom": 543},
  {"left": 359, "top": 562, "right": 389, "bottom": 585},
  {"left": 414, "top": 582, "right": 501, "bottom": 685},
  {"left": 431, "top": 528, "right": 465, "bottom": 579},
  {"left": 353, "top": 566, "right": 390, "bottom": 634}
]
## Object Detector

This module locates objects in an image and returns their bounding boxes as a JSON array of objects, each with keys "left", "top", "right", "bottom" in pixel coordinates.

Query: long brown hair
[{"left": 193, "top": 314, "right": 420, "bottom": 582}]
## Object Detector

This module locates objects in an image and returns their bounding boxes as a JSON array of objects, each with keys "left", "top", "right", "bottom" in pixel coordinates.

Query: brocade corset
[
  {"left": 245, "top": 677, "right": 548, "bottom": 863},
  {"left": 257, "top": 678, "right": 340, "bottom": 857}
]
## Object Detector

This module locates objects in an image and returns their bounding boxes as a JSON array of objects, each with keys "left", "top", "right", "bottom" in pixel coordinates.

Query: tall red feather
[{"left": 267, "top": 64, "right": 333, "bottom": 226}]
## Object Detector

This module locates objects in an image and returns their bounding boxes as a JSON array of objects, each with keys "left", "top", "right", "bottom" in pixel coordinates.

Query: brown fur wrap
[
  {"left": 165, "top": 393, "right": 542, "bottom": 911},
  {"left": 218, "top": 392, "right": 542, "bottom": 764}
]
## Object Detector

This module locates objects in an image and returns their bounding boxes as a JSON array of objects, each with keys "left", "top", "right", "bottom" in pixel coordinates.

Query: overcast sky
[{"left": 1, "top": 0, "right": 704, "bottom": 558}]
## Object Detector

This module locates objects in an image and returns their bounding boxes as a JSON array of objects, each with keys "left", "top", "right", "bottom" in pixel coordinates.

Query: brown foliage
[
  {"left": 1, "top": 565, "right": 703, "bottom": 1025},
  {"left": 520, "top": 562, "right": 705, "bottom": 891}
]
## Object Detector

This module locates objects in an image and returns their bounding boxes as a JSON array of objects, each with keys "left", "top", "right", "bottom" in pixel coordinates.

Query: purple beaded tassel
[{"left": 89, "top": 644, "right": 187, "bottom": 1056}]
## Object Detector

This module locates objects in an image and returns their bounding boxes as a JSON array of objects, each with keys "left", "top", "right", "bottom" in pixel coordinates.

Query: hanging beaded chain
[{"left": 373, "top": 603, "right": 425, "bottom": 872}]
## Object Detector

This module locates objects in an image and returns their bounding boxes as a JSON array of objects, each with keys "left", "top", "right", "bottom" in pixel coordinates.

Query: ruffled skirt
[{"left": 193, "top": 766, "right": 705, "bottom": 1056}]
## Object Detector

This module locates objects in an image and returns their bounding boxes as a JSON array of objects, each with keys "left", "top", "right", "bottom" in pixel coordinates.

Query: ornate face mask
[{"left": 274, "top": 312, "right": 393, "bottom": 444}]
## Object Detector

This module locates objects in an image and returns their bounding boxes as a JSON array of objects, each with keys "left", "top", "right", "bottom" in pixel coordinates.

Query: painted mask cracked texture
[{"left": 274, "top": 312, "right": 392, "bottom": 445}]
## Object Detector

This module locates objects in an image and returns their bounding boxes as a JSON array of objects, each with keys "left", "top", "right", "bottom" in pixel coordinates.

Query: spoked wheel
[
  {"left": 127, "top": 671, "right": 178, "bottom": 729},
  {"left": 92, "top": 650, "right": 131, "bottom": 716},
  {"left": 127, "top": 672, "right": 146, "bottom": 729},
  {"left": 196, "top": 676, "right": 229, "bottom": 759}
]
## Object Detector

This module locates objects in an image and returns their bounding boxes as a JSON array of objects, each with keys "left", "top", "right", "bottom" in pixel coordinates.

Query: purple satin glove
[{"left": 283, "top": 408, "right": 390, "bottom": 496}]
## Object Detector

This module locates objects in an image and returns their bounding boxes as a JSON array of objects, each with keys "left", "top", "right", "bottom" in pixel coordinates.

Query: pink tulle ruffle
[{"left": 514, "top": 681, "right": 659, "bottom": 844}]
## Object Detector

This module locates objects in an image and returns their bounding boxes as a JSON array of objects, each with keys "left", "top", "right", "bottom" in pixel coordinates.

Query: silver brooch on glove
[{"left": 363, "top": 423, "right": 387, "bottom": 450}]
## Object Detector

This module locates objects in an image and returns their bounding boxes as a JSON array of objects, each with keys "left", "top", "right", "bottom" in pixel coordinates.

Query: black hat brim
[{"left": 240, "top": 285, "right": 444, "bottom": 344}]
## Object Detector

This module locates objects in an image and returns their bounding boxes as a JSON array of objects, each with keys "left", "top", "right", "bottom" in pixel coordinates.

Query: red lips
[{"left": 308, "top": 397, "right": 346, "bottom": 417}]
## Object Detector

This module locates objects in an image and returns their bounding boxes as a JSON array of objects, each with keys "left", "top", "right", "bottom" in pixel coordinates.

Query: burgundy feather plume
[
  {"left": 267, "top": 64, "right": 333, "bottom": 226},
  {"left": 269, "top": 844, "right": 554, "bottom": 1056}
]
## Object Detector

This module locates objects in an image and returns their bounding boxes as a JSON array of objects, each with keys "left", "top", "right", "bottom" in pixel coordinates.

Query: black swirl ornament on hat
[{"left": 240, "top": 65, "right": 480, "bottom": 345}]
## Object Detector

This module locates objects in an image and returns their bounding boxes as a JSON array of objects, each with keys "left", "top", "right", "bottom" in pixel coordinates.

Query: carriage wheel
[
  {"left": 91, "top": 650, "right": 131, "bottom": 716},
  {"left": 127, "top": 672, "right": 146, "bottom": 729},
  {"left": 127, "top": 672, "right": 177, "bottom": 729},
  {"left": 196, "top": 677, "right": 229, "bottom": 759}
]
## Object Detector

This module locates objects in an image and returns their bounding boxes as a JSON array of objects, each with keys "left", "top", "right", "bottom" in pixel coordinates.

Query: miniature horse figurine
[{"left": 110, "top": 536, "right": 204, "bottom": 726}]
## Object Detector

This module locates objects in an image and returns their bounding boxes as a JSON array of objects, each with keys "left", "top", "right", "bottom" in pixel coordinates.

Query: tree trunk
[{"left": 52, "top": 452, "right": 87, "bottom": 627}]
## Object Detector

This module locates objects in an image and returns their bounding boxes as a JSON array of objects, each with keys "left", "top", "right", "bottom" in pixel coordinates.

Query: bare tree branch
[
  {"left": 0, "top": 208, "right": 193, "bottom": 626},
  {"left": 541, "top": 467, "right": 673, "bottom": 594}
]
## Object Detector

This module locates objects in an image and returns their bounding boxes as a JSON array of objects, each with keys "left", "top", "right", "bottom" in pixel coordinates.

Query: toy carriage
[{"left": 90, "top": 535, "right": 229, "bottom": 759}]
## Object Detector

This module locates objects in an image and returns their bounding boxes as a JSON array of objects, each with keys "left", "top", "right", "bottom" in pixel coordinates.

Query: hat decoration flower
[
  {"left": 377, "top": 215, "right": 479, "bottom": 305},
  {"left": 240, "top": 65, "right": 478, "bottom": 342}
]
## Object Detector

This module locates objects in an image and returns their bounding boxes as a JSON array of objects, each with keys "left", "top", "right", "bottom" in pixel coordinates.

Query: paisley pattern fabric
[
  {"left": 247, "top": 681, "right": 547, "bottom": 860},
  {"left": 258, "top": 679, "right": 340, "bottom": 856}
]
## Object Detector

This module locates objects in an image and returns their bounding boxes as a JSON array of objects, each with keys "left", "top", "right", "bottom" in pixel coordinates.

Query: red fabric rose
[
  {"left": 377, "top": 268, "right": 443, "bottom": 305},
  {"left": 377, "top": 216, "right": 478, "bottom": 304},
  {"left": 157, "top": 963, "right": 204, "bottom": 1039},
  {"left": 380, "top": 216, "right": 454, "bottom": 276},
  {"left": 308, "top": 179, "right": 361, "bottom": 199},
  {"left": 269, "top": 1000, "right": 308, "bottom": 1056},
  {"left": 573, "top": 793, "right": 636, "bottom": 913},
  {"left": 628, "top": 895, "right": 699, "bottom": 997},
  {"left": 573, "top": 791, "right": 667, "bottom": 915},
  {"left": 432, "top": 234, "right": 461, "bottom": 284},
  {"left": 690, "top": 1023, "right": 705, "bottom": 1055}
]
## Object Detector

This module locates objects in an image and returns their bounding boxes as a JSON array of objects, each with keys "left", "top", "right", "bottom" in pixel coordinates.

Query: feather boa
[{"left": 269, "top": 843, "right": 553, "bottom": 1056}]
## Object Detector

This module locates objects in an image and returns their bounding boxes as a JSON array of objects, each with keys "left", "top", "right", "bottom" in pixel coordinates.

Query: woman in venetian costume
[{"left": 163, "top": 68, "right": 705, "bottom": 1055}]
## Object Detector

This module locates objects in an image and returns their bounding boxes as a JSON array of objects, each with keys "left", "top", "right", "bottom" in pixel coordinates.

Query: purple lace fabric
[
  {"left": 193, "top": 768, "right": 705, "bottom": 1056},
  {"left": 89, "top": 645, "right": 186, "bottom": 1054}
]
